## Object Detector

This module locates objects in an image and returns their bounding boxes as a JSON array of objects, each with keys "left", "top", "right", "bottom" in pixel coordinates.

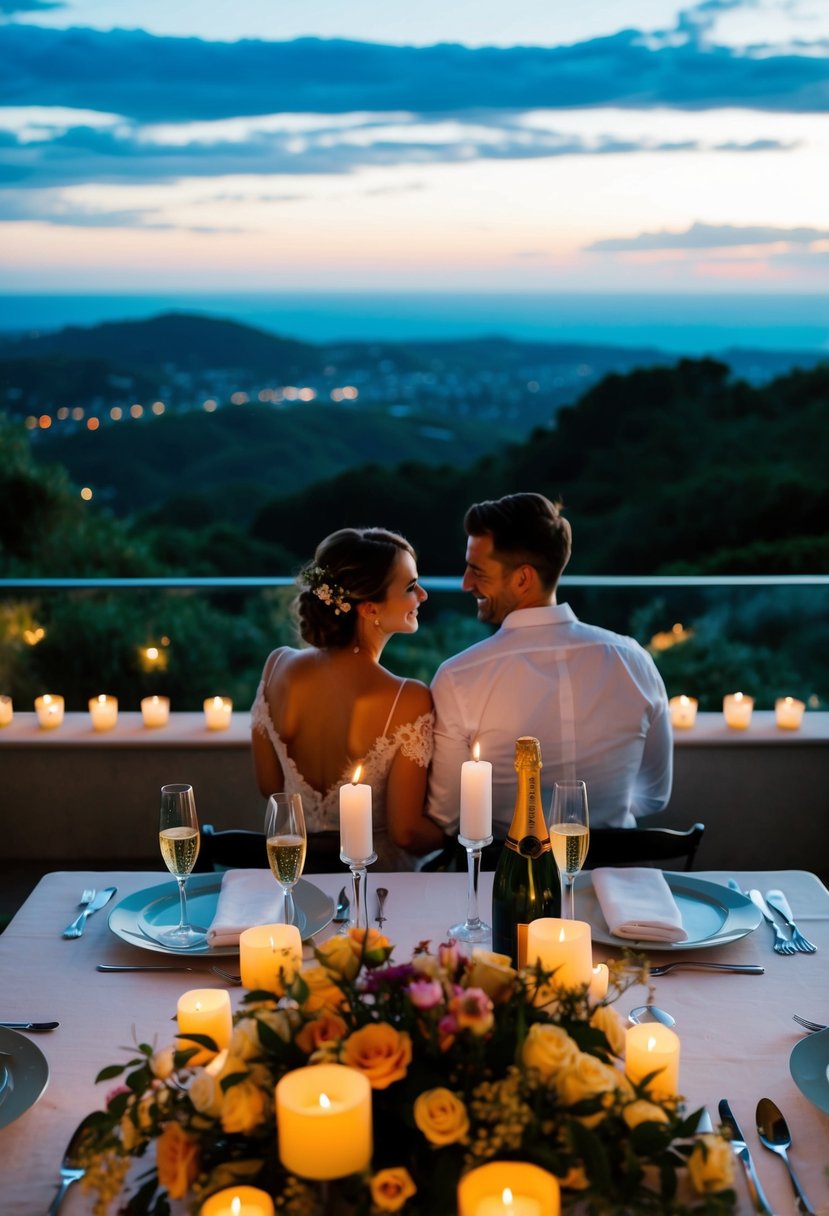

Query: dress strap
[
  {"left": 380, "top": 680, "right": 407, "bottom": 738},
  {"left": 264, "top": 647, "right": 291, "bottom": 695}
]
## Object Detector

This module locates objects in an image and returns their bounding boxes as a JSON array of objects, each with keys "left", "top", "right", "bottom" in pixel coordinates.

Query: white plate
[
  {"left": 790, "top": 1027, "right": 829, "bottom": 1115},
  {"left": 108, "top": 872, "right": 334, "bottom": 956},
  {"left": 0, "top": 1027, "right": 49, "bottom": 1129},
  {"left": 574, "top": 871, "right": 761, "bottom": 950}
]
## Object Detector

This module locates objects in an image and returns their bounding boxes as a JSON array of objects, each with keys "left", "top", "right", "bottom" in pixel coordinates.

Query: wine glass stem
[
  {"left": 283, "top": 888, "right": 295, "bottom": 926},
  {"left": 349, "top": 865, "right": 367, "bottom": 929},
  {"left": 465, "top": 846, "right": 483, "bottom": 929},
  {"left": 176, "top": 878, "right": 189, "bottom": 931},
  {"left": 562, "top": 874, "right": 575, "bottom": 919}
]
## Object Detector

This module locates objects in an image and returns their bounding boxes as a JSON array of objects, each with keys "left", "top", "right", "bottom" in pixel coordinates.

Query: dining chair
[
  {"left": 195, "top": 824, "right": 341, "bottom": 874},
  {"left": 584, "top": 822, "right": 705, "bottom": 871}
]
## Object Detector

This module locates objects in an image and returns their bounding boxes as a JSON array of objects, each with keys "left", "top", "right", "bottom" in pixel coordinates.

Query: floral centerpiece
[{"left": 80, "top": 930, "right": 737, "bottom": 1215}]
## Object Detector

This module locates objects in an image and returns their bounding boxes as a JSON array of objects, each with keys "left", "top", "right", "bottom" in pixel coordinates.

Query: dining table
[{"left": 1, "top": 866, "right": 828, "bottom": 1215}]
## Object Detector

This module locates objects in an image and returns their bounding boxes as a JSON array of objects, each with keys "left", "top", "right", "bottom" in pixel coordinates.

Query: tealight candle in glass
[
  {"left": 203, "top": 695, "right": 232, "bottom": 730},
  {"left": 723, "top": 691, "right": 753, "bottom": 730},
  {"left": 0, "top": 694, "right": 12, "bottom": 727},
  {"left": 89, "top": 694, "right": 118, "bottom": 732},
  {"left": 141, "top": 695, "right": 170, "bottom": 728},
  {"left": 669, "top": 695, "right": 698, "bottom": 729},
  {"left": 35, "top": 693, "right": 64, "bottom": 729},
  {"left": 775, "top": 696, "right": 805, "bottom": 730}
]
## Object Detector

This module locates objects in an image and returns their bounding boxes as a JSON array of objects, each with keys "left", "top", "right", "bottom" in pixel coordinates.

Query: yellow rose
[
  {"left": 622, "top": 1099, "right": 671, "bottom": 1129},
  {"left": 370, "top": 1166, "right": 417, "bottom": 1211},
  {"left": 189, "top": 1068, "right": 223, "bottom": 1118},
  {"left": 348, "top": 927, "right": 393, "bottom": 967},
  {"left": 688, "top": 1133, "right": 736, "bottom": 1194},
  {"left": 295, "top": 1012, "right": 349, "bottom": 1057},
  {"left": 301, "top": 963, "right": 347, "bottom": 1014},
  {"left": 413, "top": 1087, "right": 470, "bottom": 1146},
  {"left": 256, "top": 1006, "right": 302, "bottom": 1043},
  {"left": 466, "top": 949, "right": 517, "bottom": 1004},
  {"left": 342, "top": 1023, "right": 412, "bottom": 1090},
  {"left": 317, "top": 934, "right": 361, "bottom": 981},
  {"left": 557, "top": 1053, "right": 630, "bottom": 1126},
  {"left": 156, "top": 1122, "right": 199, "bottom": 1200},
  {"left": 522, "top": 1023, "right": 580, "bottom": 1084},
  {"left": 231, "top": 1016, "right": 264, "bottom": 1061},
  {"left": 410, "top": 953, "right": 439, "bottom": 979},
  {"left": 589, "top": 1004, "right": 627, "bottom": 1057},
  {"left": 150, "top": 1045, "right": 175, "bottom": 1079},
  {"left": 220, "top": 1076, "right": 268, "bottom": 1135}
]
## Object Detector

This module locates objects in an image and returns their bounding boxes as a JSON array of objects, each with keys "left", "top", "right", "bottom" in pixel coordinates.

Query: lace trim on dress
[{"left": 397, "top": 714, "right": 433, "bottom": 768}]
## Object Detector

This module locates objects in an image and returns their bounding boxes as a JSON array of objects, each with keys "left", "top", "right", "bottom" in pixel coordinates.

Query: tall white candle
[
  {"left": 35, "top": 694, "right": 64, "bottom": 729},
  {"left": 89, "top": 694, "right": 118, "bottom": 732},
  {"left": 460, "top": 742, "right": 493, "bottom": 843},
  {"left": 340, "top": 765, "right": 373, "bottom": 860}
]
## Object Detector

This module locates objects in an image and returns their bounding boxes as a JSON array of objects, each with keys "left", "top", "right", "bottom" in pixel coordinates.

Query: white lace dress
[{"left": 251, "top": 653, "right": 433, "bottom": 871}]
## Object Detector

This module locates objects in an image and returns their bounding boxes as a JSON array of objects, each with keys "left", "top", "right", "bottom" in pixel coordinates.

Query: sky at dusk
[{"left": 1, "top": 0, "right": 828, "bottom": 294}]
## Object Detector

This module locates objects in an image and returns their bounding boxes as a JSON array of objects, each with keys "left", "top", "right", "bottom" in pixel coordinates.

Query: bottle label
[{"left": 516, "top": 923, "right": 528, "bottom": 968}]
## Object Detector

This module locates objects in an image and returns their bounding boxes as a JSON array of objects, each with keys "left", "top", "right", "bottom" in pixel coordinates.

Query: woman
[{"left": 252, "top": 527, "right": 447, "bottom": 870}]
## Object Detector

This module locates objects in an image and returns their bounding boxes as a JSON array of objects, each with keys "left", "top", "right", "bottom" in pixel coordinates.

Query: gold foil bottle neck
[{"left": 514, "top": 736, "right": 542, "bottom": 772}]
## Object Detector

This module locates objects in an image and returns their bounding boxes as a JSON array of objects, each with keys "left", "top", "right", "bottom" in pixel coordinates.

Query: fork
[
  {"left": 78, "top": 888, "right": 95, "bottom": 909},
  {"left": 792, "top": 1014, "right": 827, "bottom": 1034},
  {"left": 749, "top": 889, "right": 797, "bottom": 955},
  {"left": 765, "top": 889, "right": 817, "bottom": 954}
]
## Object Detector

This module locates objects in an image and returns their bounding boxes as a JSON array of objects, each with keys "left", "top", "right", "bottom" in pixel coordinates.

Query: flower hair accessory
[{"left": 301, "top": 564, "right": 352, "bottom": 615}]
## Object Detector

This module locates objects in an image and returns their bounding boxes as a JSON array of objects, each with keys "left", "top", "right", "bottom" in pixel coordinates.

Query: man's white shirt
[{"left": 427, "top": 603, "right": 673, "bottom": 837}]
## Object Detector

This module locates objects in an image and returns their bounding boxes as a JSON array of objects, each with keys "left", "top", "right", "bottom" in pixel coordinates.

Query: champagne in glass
[
  {"left": 157, "top": 783, "right": 206, "bottom": 948},
  {"left": 549, "top": 780, "right": 590, "bottom": 920},
  {"left": 265, "top": 793, "right": 307, "bottom": 926}
]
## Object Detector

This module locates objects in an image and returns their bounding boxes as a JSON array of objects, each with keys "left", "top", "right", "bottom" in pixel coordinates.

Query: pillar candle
[
  {"left": 460, "top": 742, "right": 493, "bottom": 843},
  {"left": 457, "top": 1162, "right": 560, "bottom": 1216},
  {"left": 275, "top": 1063, "right": 372, "bottom": 1180},
  {"left": 200, "top": 1187, "right": 275, "bottom": 1216},
  {"left": 141, "top": 694, "right": 170, "bottom": 727},
  {"left": 625, "top": 1023, "right": 680, "bottom": 1100},
  {"left": 588, "top": 963, "right": 609, "bottom": 1003},
  {"left": 204, "top": 695, "right": 233, "bottom": 731},
  {"left": 239, "top": 923, "right": 302, "bottom": 992},
  {"left": 0, "top": 694, "right": 12, "bottom": 727},
  {"left": 669, "top": 695, "right": 698, "bottom": 729},
  {"left": 723, "top": 692, "right": 753, "bottom": 729},
  {"left": 775, "top": 696, "right": 805, "bottom": 730},
  {"left": 89, "top": 694, "right": 118, "bottom": 732},
  {"left": 35, "top": 693, "right": 64, "bottom": 729},
  {"left": 176, "top": 989, "right": 232, "bottom": 1066},
  {"left": 525, "top": 918, "right": 593, "bottom": 992},
  {"left": 340, "top": 766, "right": 373, "bottom": 860}
]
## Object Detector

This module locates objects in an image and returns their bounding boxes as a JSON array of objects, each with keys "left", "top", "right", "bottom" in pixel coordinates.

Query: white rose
[{"left": 189, "top": 1068, "right": 223, "bottom": 1118}]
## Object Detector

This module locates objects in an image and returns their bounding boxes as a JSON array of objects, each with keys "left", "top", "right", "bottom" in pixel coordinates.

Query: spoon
[
  {"left": 48, "top": 1113, "right": 98, "bottom": 1215},
  {"left": 628, "top": 1005, "right": 676, "bottom": 1028},
  {"left": 755, "top": 1097, "right": 815, "bottom": 1214},
  {"left": 376, "top": 887, "right": 389, "bottom": 926}
]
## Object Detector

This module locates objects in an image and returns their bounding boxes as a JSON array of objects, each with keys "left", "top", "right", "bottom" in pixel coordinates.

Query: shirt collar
[{"left": 500, "top": 603, "right": 578, "bottom": 630}]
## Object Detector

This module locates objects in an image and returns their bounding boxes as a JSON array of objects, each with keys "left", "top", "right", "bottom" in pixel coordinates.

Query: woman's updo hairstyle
[{"left": 295, "top": 527, "right": 415, "bottom": 648}]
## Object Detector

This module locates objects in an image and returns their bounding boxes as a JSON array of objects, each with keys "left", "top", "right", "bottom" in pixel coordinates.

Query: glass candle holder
[
  {"left": 669, "top": 694, "right": 698, "bottom": 729},
  {"left": 35, "top": 693, "right": 64, "bottom": 729},
  {"left": 141, "top": 695, "right": 170, "bottom": 727},
  {"left": 339, "top": 845, "right": 377, "bottom": 931},
  {"left": 775, "top": 696, "right": 805, "bottom": 730},
  {"left": 0, "top": 694, "right": 12, "bottom": 727},
  {"left": 89, "top": 694, "right": 118, "bottom": 732},
  {"left": 448, "top": 831, "right": 493, "bottom": 944}
]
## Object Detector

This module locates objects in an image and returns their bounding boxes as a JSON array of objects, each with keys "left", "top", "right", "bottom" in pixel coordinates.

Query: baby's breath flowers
[
  {"left": 79, "top": 930, "right": 736, "bottom": 1215},
  {"left": 301, "top": 563, "right": 353, "bottom": 614}
]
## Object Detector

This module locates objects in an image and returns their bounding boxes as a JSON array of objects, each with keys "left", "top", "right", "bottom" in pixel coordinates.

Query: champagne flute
[
  {"left": 157, "top": 783, "right": 206, "bottom": 948},
  {"left": 549, "top": 780, "right": 590, "bottom": 920},
  {"left": 265, "top": 793, "right": 307, "bottom": 926}
]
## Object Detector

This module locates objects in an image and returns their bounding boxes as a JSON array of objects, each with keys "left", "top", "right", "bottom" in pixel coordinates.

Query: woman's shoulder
[{"left": 393, "top": 677, "right": 433, "bottom": 722}]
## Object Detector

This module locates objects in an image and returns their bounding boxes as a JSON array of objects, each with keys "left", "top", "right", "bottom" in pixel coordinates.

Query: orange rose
[
  {"left": 413, "top": 1087, "right": 469, "bottom": 1146},
  {"left": 342, "top": 1023, "right": 412, "bottom": 1089},
  {"left": 301, "top": 963, "right": 347, "bottom": 1014},
  {"left": 317, "top": 934, "right": 361, "bottom": 981},
  {"left": 370, "top": 1166, "right": 417, "bottom": 1212},
  {"left": 348, "top": 927, "right": 393, "bottom": 967},
  {"left": 156, "top": 1122, "right": 199, "bottom": 1200},
  {"left": 295, "top": 1013, "right": 349, "bottom": 1056}
]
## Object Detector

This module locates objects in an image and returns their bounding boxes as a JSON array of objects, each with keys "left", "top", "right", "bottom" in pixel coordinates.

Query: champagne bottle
[{"left": 491, "top": 736, "right": 560, "bottom": 966}]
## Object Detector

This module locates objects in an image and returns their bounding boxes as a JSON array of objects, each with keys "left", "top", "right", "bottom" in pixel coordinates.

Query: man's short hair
[{"left": 464, "top": 493, "right": 572, "bottom": 592}]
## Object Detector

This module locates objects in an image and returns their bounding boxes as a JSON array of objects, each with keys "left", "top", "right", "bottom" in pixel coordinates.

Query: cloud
[
  {"left": 0, "top": 24, "right": 827, "bottom": 128},
  {"left": 586, "top": 220, "right": 829, "bottom": 251}
]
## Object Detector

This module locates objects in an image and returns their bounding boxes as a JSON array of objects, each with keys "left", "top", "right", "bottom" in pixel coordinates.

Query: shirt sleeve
[
  {"left": 632, "top": 663, "right": 673, "bottom": 818},
  {"left": 425, "top": 663, "right": 470, "bottom": 834}
]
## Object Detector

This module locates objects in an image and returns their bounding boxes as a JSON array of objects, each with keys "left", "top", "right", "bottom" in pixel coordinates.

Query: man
[{"left": 426, "top": 492, "right": 672, "bottom": 839}]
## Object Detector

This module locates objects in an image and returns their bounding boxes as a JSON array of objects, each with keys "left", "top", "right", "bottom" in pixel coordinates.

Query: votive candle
[
  {"left": 35, "top": 693, "right": 64, "bottom": 729},
  {"left": 723, "top": 691, "right": 753, "bottom": 729},
  {"left": 199, "top": 1186, "right": 275, "bottom": 1216},
  {"left": 457, "top": 1161, "right": 560, "bottom": 1216},
  {"left": 669, "top": 695, "right": 698, "bottom": 729},
  {"left": 625, "top": 1022, "right": 680, "bottom": 1100},
  {"left": 141, "top": 694, "right": 170, "bottom": 728},
  {"left": 176, "top": 989, "right": 232, "bottom": 1066},
  {"left": 460, "top": 742, "right": 493, "bottom": 842},
  {"left": 204, "top": 695, "right": 233, "bottom": 731},
  {"left": 276, "top": 1063, "right": 372, "bottom": 1180},
  {"left": 340, "top": 766, "right": 373, "bottom": 859},
  {"left": 239, "top": 923, "right": 302, "bottom": 993},
  {"left": 0, "top": 694, "right": 12, "bottom": 727},
  {"left": 775, "top": 696, "right": 805, "bottom": 730},
  {"left": 89, "top": 694, "right": 118, "bottom": 732},
  {"left": 588, "top": 963, "right": 609, "bottom": 1003},
  {"left": 525, "top": 918, "right": 593, "bottom": 992}
]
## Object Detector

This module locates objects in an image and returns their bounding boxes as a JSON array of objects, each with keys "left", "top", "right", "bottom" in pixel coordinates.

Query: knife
[
  {"left": 718, "top": 1099, "right": 774, "bottom": 1214},
  {"left": 62, "top": 886, "right": 117, "bottom": 938},
  {"left": 748, "top": 889, "right": 793, "bottom": 951},
  {"left": 0, "top": 1021, "right": 60, "bottom": 1032}
]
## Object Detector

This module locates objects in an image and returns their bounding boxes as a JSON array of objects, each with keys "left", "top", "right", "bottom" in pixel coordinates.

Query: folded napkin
[
  {"left": 592, "top": 867, "right": 688, "bottom": 943},
  {"left": 207, "top": 869, "right": 286, "bottom": 948}
]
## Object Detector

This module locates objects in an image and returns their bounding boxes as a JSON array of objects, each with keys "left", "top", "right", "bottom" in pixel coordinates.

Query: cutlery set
[
  {"left": 729, "top": 880, "right": 817, "bottom": 955},
  {"left": 719, "top": 1097, "right": 816, "bottom": 1214}
]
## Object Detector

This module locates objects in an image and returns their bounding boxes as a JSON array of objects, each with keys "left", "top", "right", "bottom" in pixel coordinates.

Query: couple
[{"left": 252, "top": 492, "right": 673, "bottom": 871}]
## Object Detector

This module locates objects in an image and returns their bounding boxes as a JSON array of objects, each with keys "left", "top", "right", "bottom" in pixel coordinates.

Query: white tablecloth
[{"left": 1, "top": 868, "right": 828, "bottom": 1214}]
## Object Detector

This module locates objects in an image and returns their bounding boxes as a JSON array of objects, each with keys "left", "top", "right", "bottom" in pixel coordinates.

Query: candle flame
[
  {"left": 784, "top": 696, "right": 793, "bottom": 706},
  {"left": 43, "top": 694, "right": 53, "bottom": 704},
  {"left": 472, "top": 740, "right": 480, "bottom": 762},
  {"left": 98, "top": 694, "right": 107, "bottom": 704},
  {"left": 212, "top": 696, "right": 223, "bottom": 707},
  {"left": 679, "top": 695, "right": 689, "bottom": 706},
  {"left": 270, "top": 936, "right": 276, "bottom": 951},
  {"left": 559, "top": 927, "right": 566, "bottom": 943},
  {"left": 647, "top": 1036, "right": 657, "bottom": 1051},
  {"left": 502, "top": 1188, "right": 514, "bottom": 1206},
  {"left": 734, "top": 691, "right": 744, "bottom": 702},
  {"left": 352, "top": 765, "right": 362, "bottom": 784},
  {"left": 231, "top": 1199, "right": 241, "bottom": 1216},
  {"left": 319, "top": 1092, "right": 331, "bottom": 1109}
]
